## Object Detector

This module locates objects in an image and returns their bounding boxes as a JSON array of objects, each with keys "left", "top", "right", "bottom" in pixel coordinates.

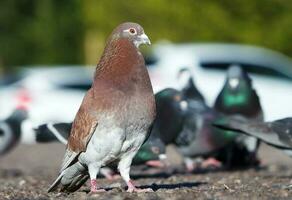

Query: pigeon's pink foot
[
  {"left": 90, "top": 179, "right": 105, "bottom": 193},
  {"left": 126, "top": 180, "right": 153, "bottom": 193},
  {"left": 185, "top": 159, "right": 196, "bottom": 172},
  {"left": 201, "top": 157, "right": 222, "bottom": 168},
  {"left": 146, "top": 160, "right": 165, "bottom": 168}
]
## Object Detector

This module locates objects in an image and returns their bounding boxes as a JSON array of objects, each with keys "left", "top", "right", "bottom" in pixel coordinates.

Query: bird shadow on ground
[
  {"left": 81, "top": 181, "right": 206, "bottom": 193},
  {"left": 130, "top": 165, "right": 265, "bottom": 180},
  {"left": 139, "top": 181, "right": 207, "bottom": 191},
  {"left": 102, "top": 181, "right": 207, "bottom": 192}
]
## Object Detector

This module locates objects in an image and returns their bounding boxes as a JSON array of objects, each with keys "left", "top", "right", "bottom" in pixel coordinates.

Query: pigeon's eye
[
  {"left": 129, "top": 28, "right": 136, "bottom": 35},
  {"left": 151, "top": 147, "right": 160, "bottom": 154}
]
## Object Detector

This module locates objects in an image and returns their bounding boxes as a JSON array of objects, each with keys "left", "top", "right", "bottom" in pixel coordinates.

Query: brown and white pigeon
[{"left": 48, "top": 22, "right": 155, "bottom": 193}]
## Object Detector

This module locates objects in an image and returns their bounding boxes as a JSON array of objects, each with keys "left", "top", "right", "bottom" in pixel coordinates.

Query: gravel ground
[{"left": 1, "top": 143, "right": 292, "bottom": 200}]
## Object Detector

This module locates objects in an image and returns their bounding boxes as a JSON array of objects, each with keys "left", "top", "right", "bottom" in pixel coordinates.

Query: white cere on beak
[
  {"left": 228, "top": 78, "right": 239, "bottom": 89},
  {"left": 134, "top": 33, "right": 151, "bottom": 47},
  {"left": 158, "top": 154, "right": 167, "bottom": 160},
  {"left": 180, "top": 100, "right": 188, "bottom": 111}
]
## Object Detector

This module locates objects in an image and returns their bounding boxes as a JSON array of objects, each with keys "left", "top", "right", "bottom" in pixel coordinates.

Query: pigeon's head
[
  {"left": 226, "top": 65, "right": 251, "bottom": 90},
  {"left": 111, "top": 22, "right": 151, "bottom": 48},
  {"left": 177, "top": 68, "right": 193, "bottom": 90}
]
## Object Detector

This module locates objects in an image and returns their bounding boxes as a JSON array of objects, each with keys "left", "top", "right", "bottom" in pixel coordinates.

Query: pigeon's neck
[
  {"left": 93, "top": 38, "right": 148, "bottom": 92},
  {"left": 216, "top": 85, "right": 262, "bottom": 118},
  {"left": 222, "top": 87, "right": 251, "bottom": 107},
  {"left": 95, "top": 39, "right": 142, "bottom": 76},
  {"left": 182, "top": 78, "right": 205, "bottom": 102}
]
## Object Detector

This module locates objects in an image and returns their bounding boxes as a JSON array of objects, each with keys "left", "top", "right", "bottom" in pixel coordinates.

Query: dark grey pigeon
[
  {"left": 177, "top": 68, "right": 205, "bottom": 103},
  {"left": 213, "top": 65, "right": 263, "bottom": 168},
  {"left": 0, "top": 108, "right": 28, "bottom": 155},
  {"left": 153, "top": 88, "right": 186, "bottom": 145}
]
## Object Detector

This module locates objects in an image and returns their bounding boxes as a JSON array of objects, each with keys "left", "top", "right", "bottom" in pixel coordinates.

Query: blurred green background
[{"left": 0, "top": 0, "right": 291, "bottom": 71}]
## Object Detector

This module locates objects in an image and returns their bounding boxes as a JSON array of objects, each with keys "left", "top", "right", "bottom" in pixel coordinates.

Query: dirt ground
[{"left": 1, "top": 143, "right": 292, "bottom": 200}]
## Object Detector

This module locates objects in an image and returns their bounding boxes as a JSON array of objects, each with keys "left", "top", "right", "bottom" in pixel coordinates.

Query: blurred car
[
  {"left": 0, "top": 66, "right": 93, "bottom": 126},
  {"left": 146, "top": 43, "right": 292, "bottom": 121},
  {"left": 1, "top": 43, "right": 291, "bottom": 126}
]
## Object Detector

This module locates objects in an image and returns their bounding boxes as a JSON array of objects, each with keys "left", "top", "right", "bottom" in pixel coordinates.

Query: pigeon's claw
[
  {"left": 90, "top": 179, "right": 105, "bottom": 193},
  {"left": 201, "top": 157, "right": 222, "bottom": 169},
  {"left": 126, "top": 180, "right": 153, "bottom": 193}
]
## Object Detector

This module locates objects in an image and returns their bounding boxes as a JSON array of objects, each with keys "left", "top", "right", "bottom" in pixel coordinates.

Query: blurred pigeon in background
[
  {"left": 152, "top": 68, "right": 206, "bottom": 146},
  {"left": 48, "top": 22, "right": 155, "bottom": 193},
  {"left": 213, "top": 65, "right": 263, "bottom": 168},
  {"left": 213, "top": 117, "right": 292, "bottom": 156},
  {"left": 177, "top": 68, "right": 205, "bottom": 102},
  {"left": 175, "top": 99, "right": 238, "bottom": 171},
  {"left": 153, "top": 70, "right": 238, "bottom": 171},
  {"left": 153, "top": 88, "right": 186, "bottom": 145},
  {"left": 0, "top": 108, "right": 28, "bottom": 155},
  {"left": 0, "top": 90, "right": 31, "bottom": 155}
]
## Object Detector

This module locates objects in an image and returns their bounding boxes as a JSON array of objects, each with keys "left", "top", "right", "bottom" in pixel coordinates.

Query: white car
[
  {"left": 0, "top": 66, "right": 93, "bottom": 125},
  {"left": 146, "top": 43, "right": 292, "bottom": 121}
]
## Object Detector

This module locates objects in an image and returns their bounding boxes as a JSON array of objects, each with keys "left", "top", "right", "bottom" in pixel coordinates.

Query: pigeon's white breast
[{"left": 80, "top": 111, "right": 148, "bottom": 167}]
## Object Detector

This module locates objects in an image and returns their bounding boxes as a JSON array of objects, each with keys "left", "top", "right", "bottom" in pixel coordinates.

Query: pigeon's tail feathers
[
  {"left": 47, "top": 171, "right": 64, "bottom": 192},
  {"left": 60, "top": 151, "right": 79, "bottom": 172},
  {"left": 48, "top": 151, "right": 82, "bottom": 193},
  {"left": 48, "top": 164, "right": 89, "bottom": 193},
  {"left": 214, "top": 117, "right": 292, "bottom": 150},
  {"left": 213, "top": 116, "right": 248, "bottom": 134}
]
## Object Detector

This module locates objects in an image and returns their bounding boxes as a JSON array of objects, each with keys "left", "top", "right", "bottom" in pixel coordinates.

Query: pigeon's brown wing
[
  {"left": 61, "top": 89, "right": 98, "bottom": 170},
  {"left": 48, "top": 89, "right": 98, "bottom": 192}
]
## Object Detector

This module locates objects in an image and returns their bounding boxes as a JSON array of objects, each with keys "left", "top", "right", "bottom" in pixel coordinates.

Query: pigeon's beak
[
  {"left": 159, "top": 154, "right": 170, "bottom": 167},
  {"left": 228, "top": 78, "right": 239, "bottom": 89},
  {"left": 139, "top": 33, "right": 151, "bottom": 45}
]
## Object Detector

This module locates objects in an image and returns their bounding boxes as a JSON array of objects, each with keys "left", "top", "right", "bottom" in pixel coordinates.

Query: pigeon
[
  {"left": 171, "top": 70, "right": 238, "bottom": 168},
  {"left": 151, "top": 88, "right": 237, "bottom": 171},
  {"left": 214, "top": 65, "right": 263, "bottom": 119},
  {"left": 153, "top": 68, "right": 205, "bottom": 146},
  {"left": 213, "top": 65, "right": 263, "bottom": 168},
  {"left": 48, "top": 22, "right": 155, "bottom": 193},
  {"left": 0, "top": 108, "right": 28, "bottom": 155},
  {"left": 152, "top": 88, "right": 186, "bottom": 145},
  {"left": 177, "top": 68, "right": 205, "bottom": 103},
  {"left": 175, "top": 100, "right": 237, "bottom": 159},
  {"left": 213, "top": 117, "right": 292, "bottom": 155},
  {"left": 153, "top": 74, "right": 237, "bottom": 171}
]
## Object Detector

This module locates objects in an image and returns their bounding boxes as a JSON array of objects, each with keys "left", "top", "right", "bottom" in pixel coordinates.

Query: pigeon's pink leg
[
  {"left": 90, "top": 179, "right": 105, "bottom": 193},
  {"left": 126, "top": 180, "right": 153, "bottom": 193},
  {"left": 184, "top": 157, "right": 196, "bottom": 172},
  {"left": 118, "top": 150, "right": 153, "bottom": 193},
  {"left": 201, "top": 157, "right": 222, "bottom": 168},
  {"left": 88, "top": 163, "right": 105, "bottom": 193}
]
